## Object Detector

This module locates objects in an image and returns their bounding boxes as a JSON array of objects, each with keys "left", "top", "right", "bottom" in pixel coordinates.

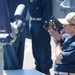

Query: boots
[{"left": 35, "top": 65, "right": 50, "bottom": 75}]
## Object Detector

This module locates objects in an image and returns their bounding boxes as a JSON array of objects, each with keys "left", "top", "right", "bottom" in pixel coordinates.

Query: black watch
[{"left": 54, "top": 40, "right": 61, "bottom": 44}]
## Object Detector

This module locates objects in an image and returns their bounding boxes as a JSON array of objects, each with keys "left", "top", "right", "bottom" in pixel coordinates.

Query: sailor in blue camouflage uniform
[
  {"left": 28, "top": 0, "right": 53, "bottom": 75},
  {"left": 4, "top": 0, "right": 27, "bottom": 70},
  {"left": 48, "top": 12, "right": 75, "bottom": 75}
]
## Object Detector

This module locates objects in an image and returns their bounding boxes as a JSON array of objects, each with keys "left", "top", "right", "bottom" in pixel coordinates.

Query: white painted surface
[{"left": 4, "top": 69, "right": 45, "bottom": 75}]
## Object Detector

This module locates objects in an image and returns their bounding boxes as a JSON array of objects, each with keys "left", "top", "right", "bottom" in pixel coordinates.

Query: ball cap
[{"left": 58, "top": 12, "right": 75, "bottom": 25}]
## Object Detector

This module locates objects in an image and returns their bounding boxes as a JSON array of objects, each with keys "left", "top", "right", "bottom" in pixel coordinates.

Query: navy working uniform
[
  {"left": 54, "top": 33, "right": 75, "bottom": 75},
  {"left": 4, "top": 0, "right": 27, "bottom": 70},
  {"left": 28, "top": 0, "right": 53, "bottom": 74}
]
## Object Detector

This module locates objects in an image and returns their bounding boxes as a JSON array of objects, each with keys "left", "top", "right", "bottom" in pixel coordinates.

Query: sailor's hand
[{"left": 48, "top": 28, "right": 61, "bottom": 40}]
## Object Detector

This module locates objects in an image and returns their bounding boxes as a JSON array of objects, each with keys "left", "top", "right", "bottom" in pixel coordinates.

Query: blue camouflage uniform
[
  {"left": 54, "top": 33, "right": 75, "bottom": 75},
  {"left": 28, "top": 0, "right": 53, "bottom": 72},
  {"left": 4, "top": 0, "right": 27, "bottom": 70}
]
